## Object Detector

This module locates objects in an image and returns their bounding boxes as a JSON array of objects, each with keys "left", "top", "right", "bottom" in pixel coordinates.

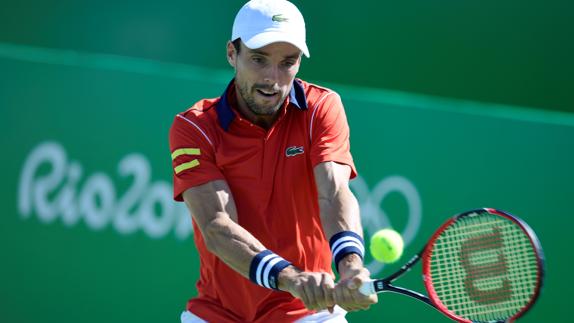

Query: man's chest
[{"left": 214, "top": 113, "right": 311, "bottom": 186}]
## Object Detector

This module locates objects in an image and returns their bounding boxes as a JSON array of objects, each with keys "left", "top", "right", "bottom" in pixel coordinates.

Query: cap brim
[{"left": 242, "top": 31, "right": 310, "bottom": 58}]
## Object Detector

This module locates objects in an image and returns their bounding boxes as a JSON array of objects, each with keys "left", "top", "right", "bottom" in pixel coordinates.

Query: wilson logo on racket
[
  {"left": 460, "top": 226, "right": 512, "bottom": 304},
  {"left": 285, "top": 146, "right": 304, "bottom": 157}
]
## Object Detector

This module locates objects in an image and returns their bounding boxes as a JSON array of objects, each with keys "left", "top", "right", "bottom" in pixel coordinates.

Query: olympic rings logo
[{"left": 350, "top": 175, "right": 422, "bottom": 275}]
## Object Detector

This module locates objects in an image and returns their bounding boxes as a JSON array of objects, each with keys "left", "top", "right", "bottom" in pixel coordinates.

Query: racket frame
[
  {"left": 423, "top": 208, "right": 545, "bottom": 322},
  {"left": 361, "top": 208, "right": 545, "bottom": 323}
]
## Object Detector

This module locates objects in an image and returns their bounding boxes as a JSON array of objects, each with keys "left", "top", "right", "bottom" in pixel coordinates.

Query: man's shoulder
[
  {"left": 178, "top": 97, "right": 219, "bottom": 118},
  {"left": 297, "top": 79, "right": 341, "bottom": 106},
  {"left": 174, "top": 97, "right": 220, "bottom": 128},
  {"left": 170, "top": 97, "right": 222, "bottom": 147}
]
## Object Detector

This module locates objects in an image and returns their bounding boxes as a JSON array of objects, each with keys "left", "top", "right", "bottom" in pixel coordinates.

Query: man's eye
[{"left": 252, "top": 57, "right": 264, "bottom": 64}]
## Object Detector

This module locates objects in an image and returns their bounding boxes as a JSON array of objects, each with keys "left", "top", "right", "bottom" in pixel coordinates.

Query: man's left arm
[{"left": 314, "top": 161, "right": 378, "bottom": 311}]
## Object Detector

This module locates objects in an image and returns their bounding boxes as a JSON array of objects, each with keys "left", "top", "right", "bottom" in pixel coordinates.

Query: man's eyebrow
[
  {"left": 249, "top": 49, "right": 301, "bottom": 60},
  {"left": 249, "top": 49, "right": 269, "bottom": 56},
  {"left": 283, "top": 53, "right": 301, "bottom": 60}
]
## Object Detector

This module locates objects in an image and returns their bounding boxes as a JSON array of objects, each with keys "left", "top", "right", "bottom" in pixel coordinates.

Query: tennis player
[{"left": 170, "top": 0, "right": 377, "bottom": 321}]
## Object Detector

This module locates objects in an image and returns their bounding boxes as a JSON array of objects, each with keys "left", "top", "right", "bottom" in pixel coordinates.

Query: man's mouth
[{"left": 256, "top": 88, "right": 279, "bottom": 97}]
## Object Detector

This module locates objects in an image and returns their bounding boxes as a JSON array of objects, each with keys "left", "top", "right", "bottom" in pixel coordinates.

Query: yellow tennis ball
[{"left": 370, "top": 229, "right": 404, "bottom": 263}]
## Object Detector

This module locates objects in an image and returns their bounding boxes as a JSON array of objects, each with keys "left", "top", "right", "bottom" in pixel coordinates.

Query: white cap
[{"left": 232, "top": 0, "right": 309, "bottom": 57}]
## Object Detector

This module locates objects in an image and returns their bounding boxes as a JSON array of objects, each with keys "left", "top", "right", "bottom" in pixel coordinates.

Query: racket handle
[{"left": 359, "top": 279, "right": 377, "bottom": 295}]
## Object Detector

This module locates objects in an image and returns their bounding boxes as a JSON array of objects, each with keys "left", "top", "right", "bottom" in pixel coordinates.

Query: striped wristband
[
  {"left": 249, "top": 250, "right": 291, "bottom": 290},
  {"left": 329, "top": 231, "right": 365, "bottom": 272}
]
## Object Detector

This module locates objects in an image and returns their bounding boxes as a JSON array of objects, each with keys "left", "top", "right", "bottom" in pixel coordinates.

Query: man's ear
[{"left": 226, "top": 41, "right": 237, "bottom": 68}]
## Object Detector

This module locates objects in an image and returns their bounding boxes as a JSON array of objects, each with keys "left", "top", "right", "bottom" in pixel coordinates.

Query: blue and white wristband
[
  {"left": 249, "top": 250, "right": 291, "bottom": 290},
  {"left": 329, "top": 231, "right": 365, "bottom": 272}
]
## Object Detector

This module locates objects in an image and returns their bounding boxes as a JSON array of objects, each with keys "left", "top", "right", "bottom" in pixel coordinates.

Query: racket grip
[{"left": 359, "top": 279, "right": 376, "bottom": 295}]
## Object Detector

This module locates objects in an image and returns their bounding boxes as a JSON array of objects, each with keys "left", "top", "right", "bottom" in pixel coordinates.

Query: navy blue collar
[{"left": 216, "top": 79, "right": 308, "bottom": 131}]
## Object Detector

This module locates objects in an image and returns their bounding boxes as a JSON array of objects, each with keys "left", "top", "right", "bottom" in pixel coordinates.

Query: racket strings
[
  {"left": 433, "top": 219, "right": 537, "bottom": 320},
  {"left": 429, "top": 213, "right": 539, "bottom": 322}
]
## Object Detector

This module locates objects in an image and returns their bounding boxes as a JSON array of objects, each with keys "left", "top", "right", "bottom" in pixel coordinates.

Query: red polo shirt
[{"left": 169, "top": 79, "right": 356, "bottom": 322}]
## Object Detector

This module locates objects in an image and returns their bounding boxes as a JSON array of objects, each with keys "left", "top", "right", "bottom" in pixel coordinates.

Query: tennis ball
[{"left": 370, "top": 229, "right": 404, "bottom": 263}]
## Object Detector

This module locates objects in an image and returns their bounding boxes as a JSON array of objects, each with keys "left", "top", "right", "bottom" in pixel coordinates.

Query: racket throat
[{"left": 385, "top": 284, "right": 436, "bottom": 308}]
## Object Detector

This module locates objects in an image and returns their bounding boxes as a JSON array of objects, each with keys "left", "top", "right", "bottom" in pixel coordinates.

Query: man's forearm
[
  {"left": 319, "top": 186, "right": 363, "bottom": 239},
  {"left": 182, "top": 182, "right": 269, "bottom": 280},
  {"left": 201, "top": 214, "right": 266, "bottom": 278}
]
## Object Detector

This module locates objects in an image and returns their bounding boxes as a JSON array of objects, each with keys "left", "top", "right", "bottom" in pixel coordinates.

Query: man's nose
[{"left": 263, "top": 65, "right": 280, "bottom": 84}]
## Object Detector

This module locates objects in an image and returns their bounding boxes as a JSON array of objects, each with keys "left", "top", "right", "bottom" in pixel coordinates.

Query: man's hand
[
  {"left": 334, "top": 254, "right": 378, "bottom": 312},
  {"left": 277, "top": 266, "right": 337, "bottom": 312}
]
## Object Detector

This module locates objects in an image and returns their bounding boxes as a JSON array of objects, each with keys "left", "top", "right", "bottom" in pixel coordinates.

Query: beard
[{"left": 237, "top": 81, "right": 287, "bottom": 116}]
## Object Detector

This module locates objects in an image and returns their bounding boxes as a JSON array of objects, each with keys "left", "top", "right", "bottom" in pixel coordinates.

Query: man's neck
[{"left": 234, "top": 94, "right": 282, "bottom": 131}]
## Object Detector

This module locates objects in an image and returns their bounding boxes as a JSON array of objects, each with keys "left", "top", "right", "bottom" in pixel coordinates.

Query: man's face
[{"left": 228, "top": 41, "right": 301, "bottom": 116}]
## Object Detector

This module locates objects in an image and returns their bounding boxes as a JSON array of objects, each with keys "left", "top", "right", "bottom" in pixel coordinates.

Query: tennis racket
[{"left": 359, "top": 208, "right": 544, "bottom": 322}]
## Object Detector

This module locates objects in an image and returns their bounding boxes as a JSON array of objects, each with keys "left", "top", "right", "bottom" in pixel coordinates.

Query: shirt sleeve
[
  {"left": 169, "top": 114, "right": 225, "bottom": 201},
  {"left": 309, "top": 92, "right": 357, "bottom": 179}
]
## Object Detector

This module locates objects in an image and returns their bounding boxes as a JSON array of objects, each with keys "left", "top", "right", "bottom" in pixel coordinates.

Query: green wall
[
  {"left": 1, "top": 43, "right": 572, "bottom": 322},
  {"left": 0, "top": 0, "right": 572, "bottom": 112}
]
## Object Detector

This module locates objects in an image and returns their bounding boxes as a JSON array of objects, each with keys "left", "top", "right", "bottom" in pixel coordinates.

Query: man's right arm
[
  {"left": 182, "top": 179, "right": 336, "bottom": 311},
  {"left": 182, "top": 179, "right": 265, "bottom": 275}
]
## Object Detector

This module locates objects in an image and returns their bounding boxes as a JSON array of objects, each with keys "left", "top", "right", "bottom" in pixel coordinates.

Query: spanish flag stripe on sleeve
[
  {"left": 171, "top": 148, "right": 201, "bottom": 174},
  {"left": 174, "top": 160, "right": 200, "bottom": 174},
  {"left": 171, "top": 148, "right": 200, "bottom": 160}
]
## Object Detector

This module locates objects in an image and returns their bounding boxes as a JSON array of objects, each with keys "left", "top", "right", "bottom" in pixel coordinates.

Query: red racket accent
[
  {"left": 423, "top": 217, "right": 469, "bottom": 322},
  {"left": 485, "top": 208, "right": 545, "bottom": 321}
]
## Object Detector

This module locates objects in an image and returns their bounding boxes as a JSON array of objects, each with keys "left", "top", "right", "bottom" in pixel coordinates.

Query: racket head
[{"left": 422, "top": 208, "right": 544, "bottom": 323}]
